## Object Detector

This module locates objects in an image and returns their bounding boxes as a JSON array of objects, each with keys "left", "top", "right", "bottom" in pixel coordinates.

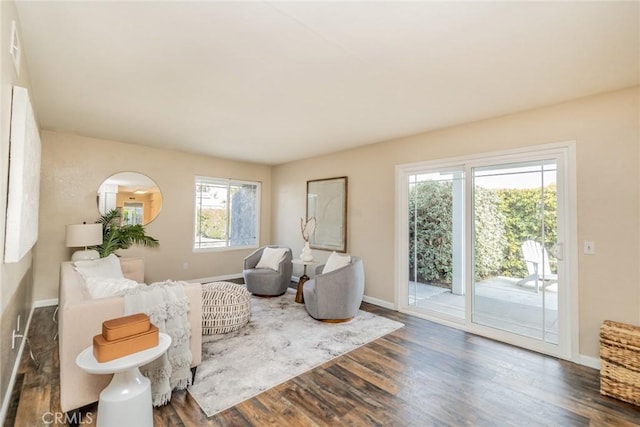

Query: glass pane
[
  {"left": 122, "top": 202, "right": 143, "bottom": 226},
  {"left": 472, "top": 160, "right": 558, "bottom": 343},
  {"left": 195, "top": 182, "right": 229, "bottom": 249},
  {"left": 229, "top": 183, "right": 258, "bottom": 247},
  {"left": 408, "top": 169, "right": 465, "bottom": 319}
]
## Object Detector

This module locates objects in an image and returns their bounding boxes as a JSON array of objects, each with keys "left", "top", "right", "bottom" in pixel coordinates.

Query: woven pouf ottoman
[{"left": 201, "top": 281, "right": 251, "bottom": 335}]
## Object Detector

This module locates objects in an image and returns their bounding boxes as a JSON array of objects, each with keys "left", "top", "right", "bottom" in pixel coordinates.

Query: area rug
[{"left": 188, "top": 288, "right": 404, "bottom": 417}]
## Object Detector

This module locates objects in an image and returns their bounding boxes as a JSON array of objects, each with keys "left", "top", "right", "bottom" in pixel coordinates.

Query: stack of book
[{"left": 93, "top": 313, "right": 159, "bottom": 363}]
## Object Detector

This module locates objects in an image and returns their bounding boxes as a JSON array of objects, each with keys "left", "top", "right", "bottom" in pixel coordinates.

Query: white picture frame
[{"left": 4, "top": 86, "right": 41, "bottom": 263}]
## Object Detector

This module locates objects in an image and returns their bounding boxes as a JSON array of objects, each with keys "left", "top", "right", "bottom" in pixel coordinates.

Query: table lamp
[{"left": 66, "top": 223, "right": 103, "bottom": 261}]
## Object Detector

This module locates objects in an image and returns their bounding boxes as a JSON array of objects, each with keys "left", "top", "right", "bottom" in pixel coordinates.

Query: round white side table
[{"left": 76, "top": 333, "right": 171, "bottom": 427}]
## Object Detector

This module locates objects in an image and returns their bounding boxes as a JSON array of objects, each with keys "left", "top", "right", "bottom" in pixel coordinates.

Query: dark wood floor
[{"left": 6, "top": 303, "right": 640, "bottom": 426}]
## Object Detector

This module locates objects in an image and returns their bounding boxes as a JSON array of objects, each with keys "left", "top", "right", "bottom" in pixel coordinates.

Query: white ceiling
[{"left": 15, "top": 1, "right": 640, "bottom": 165}]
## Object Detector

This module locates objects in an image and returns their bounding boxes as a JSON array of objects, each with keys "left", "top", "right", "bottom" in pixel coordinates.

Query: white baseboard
[
  {"left": 0, "top": 307, "right": 34, "bottom": 425},
  {"left": 362, "top": 295, "right": 395, "bottom": 310},
  {"left": 575, "top": 354, "right": 600, "bottom": 370},
  {"left": 190, "top": 273, "right": 243, "bottom": 284},
  {"left": 33, "top": 298, "right": 58, "bottom": 308}
]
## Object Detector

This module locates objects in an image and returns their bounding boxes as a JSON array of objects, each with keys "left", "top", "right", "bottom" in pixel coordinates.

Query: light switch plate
[{"left": 583, "top": 240, "right": 595, "bottom": 255}]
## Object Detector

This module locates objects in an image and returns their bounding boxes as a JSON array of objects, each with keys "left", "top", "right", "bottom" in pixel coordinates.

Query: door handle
[{"left": 551, "top": 243, "right": 564, "bottom": 261}]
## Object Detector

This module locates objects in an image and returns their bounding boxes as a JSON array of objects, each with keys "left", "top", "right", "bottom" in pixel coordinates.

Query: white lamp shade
[{"left": 65, "top": 223, "right": 103, "bottom": 247}]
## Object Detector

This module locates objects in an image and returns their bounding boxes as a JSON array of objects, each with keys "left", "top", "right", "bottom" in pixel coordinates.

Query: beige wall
[
  {"left": 34, "top": 131, "right": 272, "bottom": 301},
  {"left": 0, "top": 0, "right": 36, "bottom": 417},
  {"left": 272, "top": 86, "right": 640, "bottom": 359}
]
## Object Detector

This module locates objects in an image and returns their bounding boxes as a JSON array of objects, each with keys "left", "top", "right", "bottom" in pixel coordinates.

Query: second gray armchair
[
  {"left": 243, "top": 246, "right": 293, "bottom": 296},
  {"left": 303, "top": 256, "right": 364, "bottom": 322}
]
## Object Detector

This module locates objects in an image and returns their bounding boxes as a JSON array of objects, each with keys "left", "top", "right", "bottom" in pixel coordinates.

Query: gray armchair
[
  {"left": 303, "top": 256, "right": 365, "bottom": 322},
  {"left": 243, "top": 246, "right": 293, "bottom": 296}
]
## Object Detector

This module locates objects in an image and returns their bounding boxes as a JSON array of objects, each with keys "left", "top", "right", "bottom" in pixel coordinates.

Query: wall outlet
[{"left": 182, "top": 262, "right": 189, "bottom": 270}]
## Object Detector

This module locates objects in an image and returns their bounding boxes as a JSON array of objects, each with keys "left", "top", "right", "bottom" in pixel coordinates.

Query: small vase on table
[{"left": 300, "top": 241, "right": 313, "bottom": 262}]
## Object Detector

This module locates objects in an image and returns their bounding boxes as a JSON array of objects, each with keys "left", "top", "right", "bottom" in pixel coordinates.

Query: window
[
  {"left": 122, "top": 202, "right": 143, "bottom": 226},
  {"left": 194, "top": 177, "right": 260, "bottom": 250}
]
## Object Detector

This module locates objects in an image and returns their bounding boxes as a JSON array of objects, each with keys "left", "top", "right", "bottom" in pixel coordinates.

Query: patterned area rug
[{"left": 188, "top": 288, "right": 404, "bottom": 417}]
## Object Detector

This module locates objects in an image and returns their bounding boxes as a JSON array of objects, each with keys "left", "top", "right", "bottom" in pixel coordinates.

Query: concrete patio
[{"left": 408, "top": 276, "right": 558, "bottom": 343}]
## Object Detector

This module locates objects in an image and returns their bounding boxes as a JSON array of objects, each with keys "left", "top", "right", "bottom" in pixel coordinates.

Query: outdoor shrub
[
  {"left": 408, "top": 181, "right": 453, "bottom": 284},
  {"left": 198, "top": 209, "right": 227, "bottom": 240},
  {"left": 474, "top": 186, "right": 507, "bottom": 279},
  {"left": 409, "top": 181, "right": 556, "bottom": 284},
  {"left": 497, "top": 185, "right": 557, "bottom": 277}
]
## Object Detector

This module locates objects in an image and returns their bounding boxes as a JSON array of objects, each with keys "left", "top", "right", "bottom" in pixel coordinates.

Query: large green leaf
[{"left": 92, "top": 208, "right": 159, "bottom": 258}]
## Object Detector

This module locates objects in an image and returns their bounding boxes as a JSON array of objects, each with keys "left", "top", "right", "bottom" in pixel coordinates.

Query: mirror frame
[
  {"left": 97, "top": 171, "right": 163, "bottom": 225},
  {"left": 306, "top": 176, "right": 348, "bottom": 252}
]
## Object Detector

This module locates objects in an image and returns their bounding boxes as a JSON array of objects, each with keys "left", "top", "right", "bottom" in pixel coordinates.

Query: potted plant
[{"left": 93, "top": 208, "right": 159, "bottom": 257}]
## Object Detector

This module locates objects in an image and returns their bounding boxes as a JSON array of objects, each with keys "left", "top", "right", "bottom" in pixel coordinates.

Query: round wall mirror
[{"left": 97, "top": 172, "right": 162, "bottom": 225}]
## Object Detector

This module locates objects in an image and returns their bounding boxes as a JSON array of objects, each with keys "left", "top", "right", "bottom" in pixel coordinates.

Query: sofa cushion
[
  {"left": 322, "top": 252, "right": 351, "bottom": 274},
  {"left": 74, "top": 254, "right": 124, "bottom": 280},
  {"left": 84, "top": 276, "right": 141, "bottom": 299},
  {"left": 255, "top": 247, "right": 287, "bottom": 271}
]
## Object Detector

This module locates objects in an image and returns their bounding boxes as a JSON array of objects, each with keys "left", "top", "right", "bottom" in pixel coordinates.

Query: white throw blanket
[{"left": 122, "top": 280, "right": 193, "bottom": 406}]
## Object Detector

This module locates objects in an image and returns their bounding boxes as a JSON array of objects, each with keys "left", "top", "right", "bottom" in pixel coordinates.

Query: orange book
[
  {"left": 93, "top": 324, "right": 159, "bottom": 363},
  {"left": 102, "top": 313, "right": 150, "bottom": 341}
]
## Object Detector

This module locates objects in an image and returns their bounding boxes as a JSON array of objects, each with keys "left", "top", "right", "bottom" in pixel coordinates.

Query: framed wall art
[
  {"left": 4, "top": 86, "right": 41, "bottom": 263},
  {"left": 306, "top": 176, "right": 347, "bottom": 252}
]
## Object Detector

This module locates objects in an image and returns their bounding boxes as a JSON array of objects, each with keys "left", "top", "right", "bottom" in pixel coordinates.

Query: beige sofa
[{"left": 58, "top": 258, "right": 202, "bottom": 413}]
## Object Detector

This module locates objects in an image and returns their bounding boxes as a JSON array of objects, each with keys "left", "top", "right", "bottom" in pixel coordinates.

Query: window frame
[{"left": 193, "top": 176, "right": 261, "bottom": 252}]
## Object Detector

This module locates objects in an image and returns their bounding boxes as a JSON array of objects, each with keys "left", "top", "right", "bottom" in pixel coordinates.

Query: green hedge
[
  {"left": 409, "top": 182, "right": 556, "bottom": 285},
  {"left": 474, "top": 187, "right": 507, "bottom": 279},
  {"left": 497, "top": 185, "right": 557, "bottom": 277},
  {"left": 408, "top": 181, "right": 454, "bottom": 284}
]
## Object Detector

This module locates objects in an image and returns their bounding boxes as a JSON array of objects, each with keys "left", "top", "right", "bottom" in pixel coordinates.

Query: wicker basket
[
  {"left": 600, "top": 320, "right": 640, "bottom": 406},
  {"left": 201, "top": 282, "right": 251, "bottom": 335}
]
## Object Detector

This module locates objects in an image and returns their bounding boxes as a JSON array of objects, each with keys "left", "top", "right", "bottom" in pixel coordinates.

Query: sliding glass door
[
  {"left": 397, "top": 145, "right": 572, "bottom": 358},
  {"left": 471, "top": 161, "right": 559, "bottom": 344}
]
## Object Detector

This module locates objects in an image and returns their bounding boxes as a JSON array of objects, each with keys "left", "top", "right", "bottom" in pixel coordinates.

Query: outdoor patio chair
[{"left": 517, "top": 240, "right": 557, "bottom": 292}]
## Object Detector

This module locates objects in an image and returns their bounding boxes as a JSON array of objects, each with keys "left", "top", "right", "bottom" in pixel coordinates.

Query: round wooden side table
[{"left": 292, "top": 259, "right": 317, "bottom": 303}]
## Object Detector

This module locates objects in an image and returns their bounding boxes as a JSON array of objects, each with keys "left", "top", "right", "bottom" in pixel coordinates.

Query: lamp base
[{"left": 71, "top": 249, "right": 100, "bottom": 262}]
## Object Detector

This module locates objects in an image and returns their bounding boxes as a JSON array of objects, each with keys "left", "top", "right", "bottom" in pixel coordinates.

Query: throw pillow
[
  {"left": 255, "top": 247, "right": 288, "bottom": 271},
  {"left": 322, "top": 252, "right": 351, "bottom": 274},
  {"left": 85, "top": 276, "right": 141, "bottom": 299},
  {"left": 74, "top": 254, "right": 124, "bottom": 280}
]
